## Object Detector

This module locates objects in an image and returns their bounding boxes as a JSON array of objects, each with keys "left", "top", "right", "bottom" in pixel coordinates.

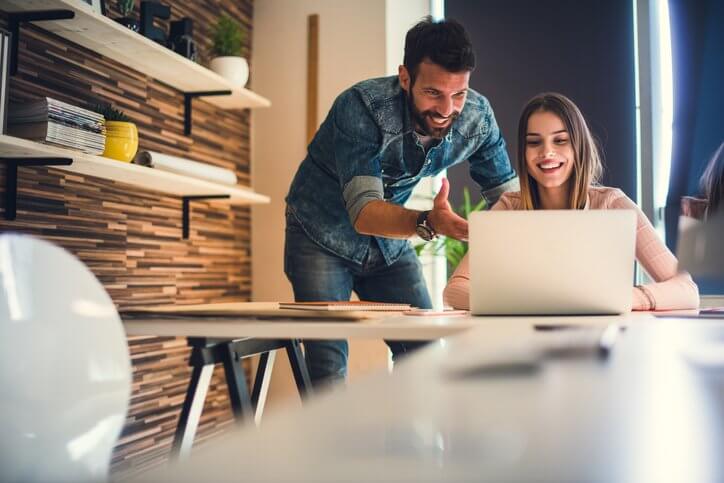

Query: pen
[{"left": 598, "top": 324, "right": 621, "bottom": 357}]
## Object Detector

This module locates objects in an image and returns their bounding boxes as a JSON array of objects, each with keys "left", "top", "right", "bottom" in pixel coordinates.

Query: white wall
[
  {"left": 251, "top": 0, "right": 430, "bottom": 410},
  {"left": 385, "top": 0, "right": 429, "bottom": 76},
  {"left": 252, "top": 0, "right": 385, "bottom": 304}
]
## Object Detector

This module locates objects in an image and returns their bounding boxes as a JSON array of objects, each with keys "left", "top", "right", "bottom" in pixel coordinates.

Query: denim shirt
[{"left": 286, "top": 75, "right": 518, "bottom": 266}]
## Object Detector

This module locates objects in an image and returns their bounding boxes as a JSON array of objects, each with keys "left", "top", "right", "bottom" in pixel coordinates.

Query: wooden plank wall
[{"left": 0, "top": 1, "right": 256, "bottom": 479}]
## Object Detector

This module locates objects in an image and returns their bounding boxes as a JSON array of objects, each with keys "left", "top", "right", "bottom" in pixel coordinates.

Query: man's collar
[{"left": 401, "top": 94, "right": 414, "bottom": 135}]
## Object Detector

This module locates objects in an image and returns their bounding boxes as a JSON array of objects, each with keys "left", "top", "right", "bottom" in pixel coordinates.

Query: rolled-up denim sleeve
[
  {"left": 469, "top": 97, "right": 519, "bottom": 207},
  {"left": 332, "top": 89, "right": 384, "bottom": 225},
  {"left": 342, "top": 175, "right": 383, "bottom": 225}
]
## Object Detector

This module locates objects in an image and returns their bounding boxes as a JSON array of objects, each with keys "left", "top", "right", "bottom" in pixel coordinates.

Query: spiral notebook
[{"left": 278, "top": 301, "right": 412, "bottom": 312}]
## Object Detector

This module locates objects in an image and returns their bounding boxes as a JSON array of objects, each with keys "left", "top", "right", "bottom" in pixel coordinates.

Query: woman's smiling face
[{"left": 524, "top": 110, "right": 575, "bottom": 190}]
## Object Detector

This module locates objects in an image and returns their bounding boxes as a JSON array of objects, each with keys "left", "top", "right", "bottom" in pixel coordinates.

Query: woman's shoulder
[
  {"left": 588, "top": 186, "right": 635, "bottom": 209},
  {"left": 493, "top": 191, "right": 522, "bottom": 210}
]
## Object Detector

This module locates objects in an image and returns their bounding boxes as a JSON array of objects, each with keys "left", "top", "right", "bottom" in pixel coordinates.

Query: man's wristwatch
[{"left": 415, "top": 210, "right": 437, "bottom": 241}]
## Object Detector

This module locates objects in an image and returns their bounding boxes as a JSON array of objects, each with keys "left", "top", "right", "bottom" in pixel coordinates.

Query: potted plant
[
  {"left": 209, "top": 14, "right": 248, "bottom": 88},
  {"left": 414, "top": 187, "right": 487, "bottom": 275},
  {"left": 115, "top": 0, "right": 139, "bottom": 32},
  {"left": 95, "top": 104, "right": 139, "bottom": 163}
]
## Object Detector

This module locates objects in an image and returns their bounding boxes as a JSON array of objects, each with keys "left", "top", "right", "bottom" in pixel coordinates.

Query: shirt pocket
[
  {"left": 381, "top": 153, "right": 425, "bottom": 186},
  {"left": 381, "top": 167, "right": 421, "bottom": 198}
]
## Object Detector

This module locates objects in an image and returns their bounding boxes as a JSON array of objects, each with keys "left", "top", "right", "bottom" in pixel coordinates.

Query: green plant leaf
[
  {"left": 413, "top": 242, "right": 426, "bottom": 256},
  {"left": 117, "top": 0, "right": 134, "bottom": 16},
  {"left": 92, "top": 103, "right": 130, "bottom": 122},
  {"left": 212, "top": 15, "right": 246, "bottom": 57},
  {"left": 462, "top": 187, "right": 472, "bottom": 217}
]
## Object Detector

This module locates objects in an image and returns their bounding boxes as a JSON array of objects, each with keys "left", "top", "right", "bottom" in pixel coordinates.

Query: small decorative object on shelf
[
  {"left": 139, "top": 0, "right": 170, "bottom": 46},
  {"left": 132, "top": 150, "right": 238, "bottom": 186},
  {"left": 79, "top": 0, "right": 107, "bottom": 16},
  {"left": 94, "top": 104, "right": 138, "bottom": 163},
  {"left": 169, "top": 18, "right": 198, "bottom": 62},
  {"left": 209, "top": 14, "right": 249, "bottom": 88},
  {"left": 115, "top": 0, "right": 139, "bottom": 32},
  {"left": 1, "top": 28, "right": 10, "bottom": 134}
]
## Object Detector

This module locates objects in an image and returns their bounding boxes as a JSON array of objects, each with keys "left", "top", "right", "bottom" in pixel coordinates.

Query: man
[{"left": 285, "top": 17, "right": 518, "bottom": 387}]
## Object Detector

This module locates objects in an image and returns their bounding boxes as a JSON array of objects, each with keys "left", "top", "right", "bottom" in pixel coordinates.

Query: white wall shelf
[
  {"left": 0, "top": 135, "right": 270, "bottom": 237},
  {"left": 0, "top": 135, "right": 269, "bottom": 202},
  {"left": 2, "top": 0, "right": 271, "bottom": 134}
]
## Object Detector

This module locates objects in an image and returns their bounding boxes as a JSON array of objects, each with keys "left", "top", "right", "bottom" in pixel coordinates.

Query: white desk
[
  {"left": 134, "top": 316, "right": 724, "bottom": 482},
  {"left": 123, "top": 311, "right": 655, "bottom": 462},
  {"left": 124, "top": 312, "right": 655, "bottom": 340},
  {"left": 124, "top": 310, "right": 486, "bottom": 459},
  {"left": 123, "top": 310, "right": 510, "bottom": 458}
]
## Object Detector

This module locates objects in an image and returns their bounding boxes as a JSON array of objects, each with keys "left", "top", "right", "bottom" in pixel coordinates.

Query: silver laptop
[{"left": 468, "top": 210, "right": 637, "bottom": 315}]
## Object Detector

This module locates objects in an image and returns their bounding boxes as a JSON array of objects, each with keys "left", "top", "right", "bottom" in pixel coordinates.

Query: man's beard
[{"left": 406, "top": 90, "right": 460, "bottom": 139}]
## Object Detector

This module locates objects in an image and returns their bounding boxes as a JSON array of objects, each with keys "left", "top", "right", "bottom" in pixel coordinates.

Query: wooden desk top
[{"left": 123, "top": 303, "right": 656, "bottom": 341}]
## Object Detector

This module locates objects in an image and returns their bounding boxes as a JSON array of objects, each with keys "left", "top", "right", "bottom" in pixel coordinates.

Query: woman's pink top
[{"left": 443, "top": 186, "right": 700, "bottom": 311}]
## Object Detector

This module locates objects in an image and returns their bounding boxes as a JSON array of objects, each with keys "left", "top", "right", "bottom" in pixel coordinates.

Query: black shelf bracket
[
  {"left": 183, "top": 91, "right": 232, "bottom": 136},
  {"left": 7, "top": 10, "right": 75, "bottom": 76},
  {"left": 181, "top": 194, "right": 230, "bottom": 239},
  {"left": 1, "top": 157, "right": 73, "bottom": 221}
]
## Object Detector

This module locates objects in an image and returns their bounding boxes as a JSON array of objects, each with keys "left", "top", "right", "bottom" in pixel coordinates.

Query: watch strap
[{"left": 416, "top": 210, "right": 436, "bottom": 238}]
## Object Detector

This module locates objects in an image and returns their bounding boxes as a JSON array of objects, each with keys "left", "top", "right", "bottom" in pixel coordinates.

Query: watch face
[{"left": 416, "top": 225, "right": 433, "bottom": 241}]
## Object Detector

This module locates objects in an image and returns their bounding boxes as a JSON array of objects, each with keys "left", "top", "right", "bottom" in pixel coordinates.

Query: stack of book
[{"left": 7, "top": 97, "right": 106, "bottom": 154}]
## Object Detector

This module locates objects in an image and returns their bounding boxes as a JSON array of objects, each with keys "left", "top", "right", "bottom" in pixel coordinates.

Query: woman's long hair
[
  {"left": 700, "top": 141, "right": 724, "bottom": 216},
  {"left": 516, "top": 93, "right": 603, "bottom": 210}
]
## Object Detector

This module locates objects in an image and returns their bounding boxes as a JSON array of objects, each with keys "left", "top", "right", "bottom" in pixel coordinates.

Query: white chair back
[{"left": 0, "top": 234, "right": 131, "bottom": 482}]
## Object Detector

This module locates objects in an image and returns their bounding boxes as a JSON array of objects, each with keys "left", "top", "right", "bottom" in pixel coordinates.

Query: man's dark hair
[{"left": 403, "top": 16, "right": 475, "bottom": 84}]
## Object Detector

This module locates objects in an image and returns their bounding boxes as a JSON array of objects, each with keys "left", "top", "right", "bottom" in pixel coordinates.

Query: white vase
[{"left": 209, "top": 56, "right": 249, "bottom": 88}]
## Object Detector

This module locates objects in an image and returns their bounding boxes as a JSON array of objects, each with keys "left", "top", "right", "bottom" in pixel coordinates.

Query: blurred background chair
[{"left": 0, "top": 234, "right": 131, "bottom": 482}]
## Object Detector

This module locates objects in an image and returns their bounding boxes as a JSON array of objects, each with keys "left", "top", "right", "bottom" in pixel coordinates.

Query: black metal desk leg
[
  {"left": 251, "top": 350, "right": 277, "bottom": 425},
  {"left": 286, "top": 340, "right": 313, "bottom": 398},
  {"left": 220, "top": 343, "right": 254, "bottom": 421},
  {"left": 171, "top": 362, "right": 215, "bottom": 460}
]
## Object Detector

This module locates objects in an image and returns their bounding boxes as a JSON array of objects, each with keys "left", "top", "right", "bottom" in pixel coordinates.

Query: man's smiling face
[{"left": 400, "top": 60, "right": 470, "bottom": 139}]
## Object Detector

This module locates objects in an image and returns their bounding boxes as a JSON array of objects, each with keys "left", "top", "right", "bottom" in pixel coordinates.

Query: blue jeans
[{"left": 284, "top": 212, "right": 432, "bottom": 388}]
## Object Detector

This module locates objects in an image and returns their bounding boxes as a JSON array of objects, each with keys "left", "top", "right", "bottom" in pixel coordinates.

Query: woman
[{"left": 444, "top": 92, "right": 699, "bottom": 311}]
